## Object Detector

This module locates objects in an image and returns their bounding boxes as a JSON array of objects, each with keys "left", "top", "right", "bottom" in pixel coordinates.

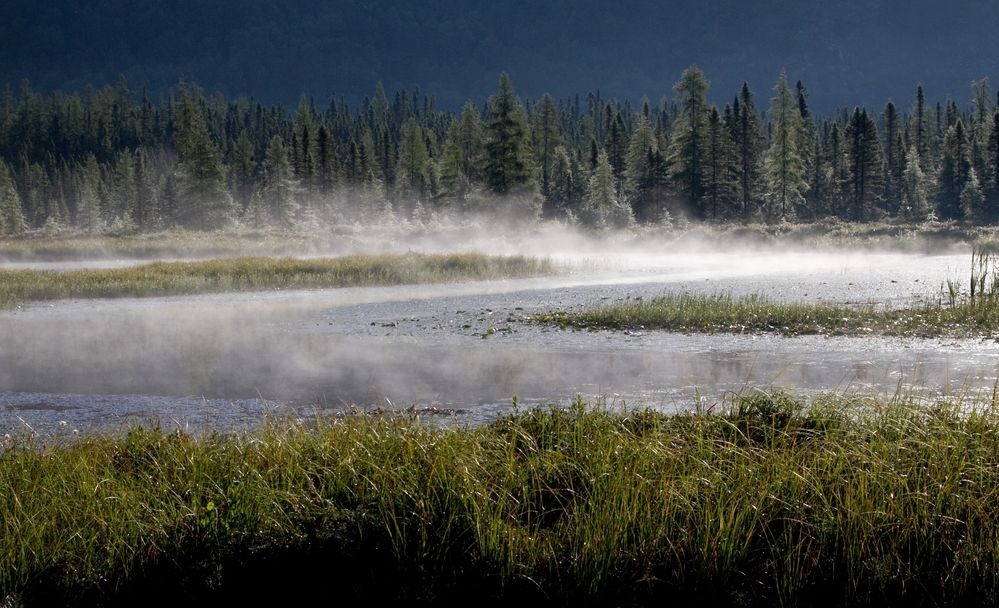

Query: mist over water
[{"left": 2, "top": 226, "right": 996, "bottom": 435}]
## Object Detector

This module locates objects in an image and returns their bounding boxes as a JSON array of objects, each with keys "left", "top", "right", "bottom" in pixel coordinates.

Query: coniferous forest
[{"left": 1, "top": 67, "right": 998, "bottom": 235}]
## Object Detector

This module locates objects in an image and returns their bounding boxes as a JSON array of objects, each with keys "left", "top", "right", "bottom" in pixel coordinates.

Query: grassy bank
[
  {"left": 0, "top": 253, "right": 552, "bottom": 308},
  {"left": 1, "top": 219, "right": 996, "bottom": 264},
  {"left": 537, "top": 291, "right": 999, "bottom": 337},
  {"left": 3, "top": 392, "right": 999, "bottom": 606},
  {"left": 539, "top": 244, "right": 999, "bottom": 338}
]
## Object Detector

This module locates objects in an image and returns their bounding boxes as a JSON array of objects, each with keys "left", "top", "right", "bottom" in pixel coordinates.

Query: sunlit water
[{"left": 3, "top": 249, "right": 997, "bottom": 436}]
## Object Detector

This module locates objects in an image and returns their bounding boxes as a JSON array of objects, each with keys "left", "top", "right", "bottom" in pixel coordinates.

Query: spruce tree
[
  {"left": 483, "top": 73, "right": 535, "bottom": 196},
  {"left": 262, "top": 135, "right": 297, "bottom": 226},
  {"left": 763, "top": 72, "right": 809, "bottom": 219},
  {"left": 583, "top": 150, "right": 632, "bottom": 228},
  {"left": 961, "top": 168, "right": 985, "bottom": 223},
  {"left": 667, "top": 66, "right": 710, "bottom": 215},
  {"left": 704, "top": 106, "right": 740, "bottom": 220},
  {"left": 735, "top": 83, "right": 763, "bottom": 217},
  {"left": 605, "top": 111, "right": 628, "bottom": 188},
  {"left": 909, "top": 85, "right": 931, "bottom": 171},
  {"left": 547, "top": 145, "right": 580, "bottom": 217},
  {"left": 396, "top": 117, "right": 430, "bottom": 203},
  {"left": 624, "top": 115, "right": 658, "bottom": 220},
  {"left": 843, "top": 108, "right": 885, "bottom": 221},
  {"left": 883, "top": 102, "right": 905, "bottom": 215},
  {"left": 901, "top": 145, "right": 931, "bottom": 221},
  {"left": 316, "top": 125, "right": 335, "bottom": 195},
  {"left": 988, "top": 110, "right": 999, "bottom": 216},
  {"left": 939, "top": 119, "right": 972, "bottom": 219},
  {"left": 0, "top": 161, "right": 26, "bottom": 235},
  {"left": 174, "top": 91, "right": 233, "bottom": 229},
  {"left": 75, "top": 154, "right": 103, "bottom": 232},
  {"left": 532, "top": 93, "right": 563, "bottom": 207},
  {"left": 233, "top": 130, "right": 256, "bottom": 212}
]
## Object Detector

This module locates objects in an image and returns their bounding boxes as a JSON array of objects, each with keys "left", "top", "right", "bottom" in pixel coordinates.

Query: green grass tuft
[{"left": 3, "top": 392, "right": 999, "bottom": 605}]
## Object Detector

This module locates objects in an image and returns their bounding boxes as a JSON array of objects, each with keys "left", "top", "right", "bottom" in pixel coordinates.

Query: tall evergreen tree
[
  {"left": 704, "top": 106, "right": 739, "bottom": 219},
  {"left": 174, "top": 91, "right": 233, "bottom": 229},
  {"left": 583, "top": 150, "right": 633, "bottom": 228},
  {"left": 0, "top": 160, "right": 26, "bottom": 235},
  {"left": 901, "top": 145, "right": 931, "bottom": 221},
  {"left": 532, "top": 93, "right": 563, "bottom": 207},
  {"left": 605, "top": 111, "right": 628, "bottom": 188},
  {"left": 396, "top": 117, "right": 431, "bottom": 204},
  {"left": 547, "top": 145, "right": 581, "bottom": 216},
  {"left": 938, "top": 119, "right": 972, "bottom": 219},
  {"left": 233, "top": 130, "right": 256, "bottom": 212},
  {"left": 883, "top": 102, "right": 905, "bottom": 215},
  {"left": 483, "top": 73, "right": 535, "bottom": 196},
  {"left": 624, "top": 115, "right": 659, "bottom": 220},
  {"left": 909, "top": 85, "right": 931, "bottom": 172},
  {"left": 75, "top": 154, "right": 103, "bottom": 232},
  {"left": 763, "top": 72, "right": 809, "bottom": 219},
  {"left": 962, "top": 168, "right": 986, "bottom": 223},
  {"left": 667, "top": 66, "right": 710, "bottom": 216},
  {"left": 316, "top": 124, "right": 335, "bottom": 195},
  {"left": 735, "top": 83, "right": 763, "bottom": 217},
  {"left": 261, "top": 135, "right": 297, "bottom": 226},
  {"left": 987, "top": 110, "right": 999, "bottom": 217},
  {"left": 843, "top": 108, "right": 885, "bottom": 221}
]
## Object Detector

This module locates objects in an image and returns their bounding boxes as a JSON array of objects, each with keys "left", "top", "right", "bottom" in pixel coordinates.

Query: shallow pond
[{"left": 3, "top": 249, "right": 996, "bottom": 435}]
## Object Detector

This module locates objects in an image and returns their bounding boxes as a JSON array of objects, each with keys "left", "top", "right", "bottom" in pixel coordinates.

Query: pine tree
[
  {"left": 909, "top": 85, "right": 931, "bottom": 171},
  {"left": 396, "top": 117, "right": 430, "bottom": 203},
  {"left": 316, "top": 124, "right": 335, "bottom": 196},
  {"left": 0, "top": 161, "right": 26, "bottom": 235},
  {"left": 764, "top": 72, "right": 809, "bottom": 219},
  {"left": 233, "top": 129, "right": 256, "bottom": 212},
  {"left": 735, "top": 83, "right": 763, "bottom": 217},
  {"left": 624, "top": 115, "right": 658, "bottom": 220},
  {"left": 704, "top": 106, "right": 740, "bottom": 219},
  {"left": 901, "top": 145, "right": 931, "bottom": 221},
  {"left": 843, "top": 108, "right": 885, "bottom": 221},
  {"left": 987, "top": 110, "right": 999, "bottom": 216},
  {"left": 483, "top": 73, "right": 535, "bottom": 196},
  {"left": 883, "top": 102, "right": 905, "bottom": 215},
  {"left": 583, "top": 150, "right": 633, "bottom": 228},
  {"left": 970, "top": 79, "right": 992, "bottom": 183},
  {"left": 262, "top": 135, "right": 297, "bottom": 226},
  {"left": 796, "top": 80, "right": 817, "bottom": 207},
  {"left": 547, "top": 145, "right": 580, "bottom": 217},
  {"left": 75, "top": 154, "right": 103, "bottom": 232},
  {"left": 667, "top": 66, "right": 710, "bottom": 216},
  {"left": 532, "top": 93, "right": 563, "bottom": 208},
  {"left": 174, "top": 91, "right": 233, "bottom": 229},
  {"left": 132, "top": 147, "right": 157, "bottom": 229},
  {"left": 605, "top": 111, "right": 628, "bottom": 188},
  {"left": 961, "top": 168, "right": 986, "bottom": 223},
  {"left": 938, "top": 119, "right": 972, "bottom": 219}
]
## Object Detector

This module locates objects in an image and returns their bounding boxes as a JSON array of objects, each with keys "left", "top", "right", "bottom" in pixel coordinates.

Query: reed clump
[
  {"left": 542, "top": 247, "right": 999, "bottom": 337},
  {"left": 0, "top": 253, "right": 552, "bottom": 308},
  {"left": 3, "top": 391, "right": 999, "bottom": 606}
]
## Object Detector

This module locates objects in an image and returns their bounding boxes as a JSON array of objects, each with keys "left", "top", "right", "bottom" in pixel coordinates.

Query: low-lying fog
[{"left": 2, "top": 227, "right": 996, "bottom": 435}]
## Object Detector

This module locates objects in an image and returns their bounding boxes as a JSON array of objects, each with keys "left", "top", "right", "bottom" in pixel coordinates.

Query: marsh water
[{"left": 3, "top": 249, "right": 999, "bottom": 435}]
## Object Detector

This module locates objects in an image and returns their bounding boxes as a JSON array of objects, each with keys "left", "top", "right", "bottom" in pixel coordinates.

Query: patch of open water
[{"left": 3, "top": 250, "right": 997, "bottom": 436}]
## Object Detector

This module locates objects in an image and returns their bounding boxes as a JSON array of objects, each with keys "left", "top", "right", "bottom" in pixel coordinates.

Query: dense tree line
[{"left": 1, "top": 68, "right": 998, "bottom": 235}]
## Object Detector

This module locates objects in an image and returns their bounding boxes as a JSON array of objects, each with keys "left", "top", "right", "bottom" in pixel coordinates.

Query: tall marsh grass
[
  {"left": 3, "top": 392, "right": 999, "bottom": 605},
  {"left": 0, "top": 253, "right": 552, "bottom": 308},
  {"left": 546, "top": 246, "right": 999, "bottom": 338}
]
